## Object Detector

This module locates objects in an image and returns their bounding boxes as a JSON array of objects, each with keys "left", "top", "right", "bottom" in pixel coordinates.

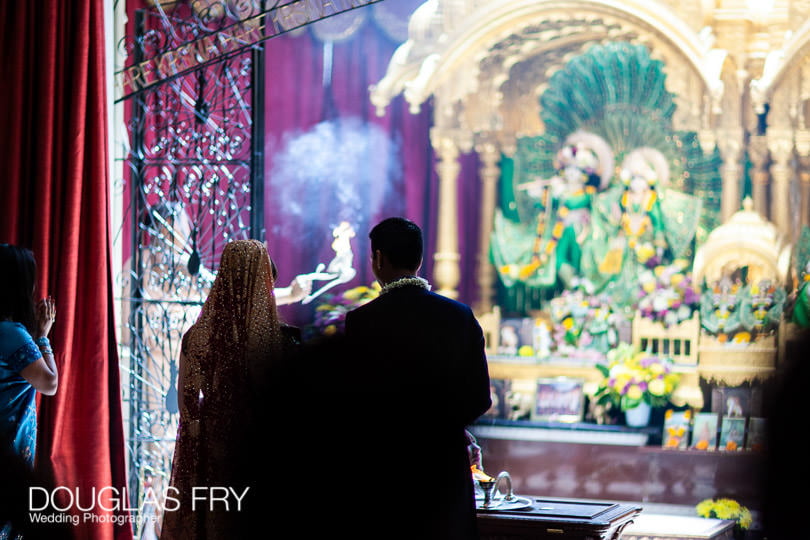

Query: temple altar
[
  {"left": 370, "top": 0, "right": 810, "bottom": 517},
  {"left": 371, "top": 0, "right": 810, "bottom": 312},
  {"left": 370, "top": 0, "right": 810, "bottom": 388}
]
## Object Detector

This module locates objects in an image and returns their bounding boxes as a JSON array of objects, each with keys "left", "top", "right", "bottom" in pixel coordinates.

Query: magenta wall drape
[
  {"left": 0, "top": 1, "right": 132, "bottom": 539},
  {"left": 120, "top": 1, "right": 484, "bottom": 330},
  {"left": 262, "top": 24, "right": 442, "bottom": 327},
  {"left": 262, "top": 20, "right": 484, "bottom": 326}
]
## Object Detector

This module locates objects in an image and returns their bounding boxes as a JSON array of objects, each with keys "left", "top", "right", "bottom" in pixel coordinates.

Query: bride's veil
[{"left": 162, "top": 239, "right": 282, "bottom": 538}]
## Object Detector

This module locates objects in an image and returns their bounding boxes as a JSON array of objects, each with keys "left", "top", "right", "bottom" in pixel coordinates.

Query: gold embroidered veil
[{"left": 161, "top": 239, "right": 282, "bottom": 539}]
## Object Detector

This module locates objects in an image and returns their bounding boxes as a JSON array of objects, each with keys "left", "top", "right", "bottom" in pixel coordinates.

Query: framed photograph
[
  {"left": 711, "top": 387, "right": 751, "bottom": 418},
  {"left": 746, "top": 417, "right": 767, "bottom": 452},
  {"left": 662, "top": 409, "right": 692, "bottom": 449},
  {"left": 482, "top": 379, "right": 509, "bottom": 419},
  {"left": 497, "top": 318, "right": 534, "bottom": 356},
  {"left": 504, "top": 379, "right": 536, "bottom": 421},
  {"left": 531, "top": 377, "right": 585, "bottom": 423},
  {"left": 690, "top": 412, "right": 719, "bottom": 451},
  {"left": 750, "top": 387, "right": 764, "bottom": 417},
  {"left": 719, "top": 417, "right": 747, "bottom": 451}
]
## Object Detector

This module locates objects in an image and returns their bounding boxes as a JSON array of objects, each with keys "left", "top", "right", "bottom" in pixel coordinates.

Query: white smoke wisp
[{"left": 268, "top": 117, "right": 401, "bottom": 240}]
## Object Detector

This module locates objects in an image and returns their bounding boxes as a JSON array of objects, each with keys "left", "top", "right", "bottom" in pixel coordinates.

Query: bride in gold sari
[{"left": 161, "top": 239, "right": 290, "bottom": 539}]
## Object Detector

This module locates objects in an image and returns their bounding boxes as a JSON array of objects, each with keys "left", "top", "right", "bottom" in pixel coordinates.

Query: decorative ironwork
[
  {"left": 115, "top": 0, "right": 383, "bottom": 101},
  {"left": 118, "top": 3, "right": 258, "bottom": 532},
  {"left": 116, "top": 2, "right": 384, "bottom": 532}
]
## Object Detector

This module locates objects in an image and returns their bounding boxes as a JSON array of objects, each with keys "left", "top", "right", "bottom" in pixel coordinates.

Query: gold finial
[{"left": 742, "top": 196, "right": 754, "bottom": 212}]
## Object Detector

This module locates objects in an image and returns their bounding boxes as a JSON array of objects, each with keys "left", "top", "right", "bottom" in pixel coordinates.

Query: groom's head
[{"left": 369, "top": 217, "right": 423, "bottom": 281}]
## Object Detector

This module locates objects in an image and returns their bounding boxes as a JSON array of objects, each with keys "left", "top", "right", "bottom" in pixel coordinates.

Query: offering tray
[
  {"left": 475, "top": 470, "right": 532, "bottom": 511},
  {"left": 475, "top": 493, "right": 533, "bottom": 512}
]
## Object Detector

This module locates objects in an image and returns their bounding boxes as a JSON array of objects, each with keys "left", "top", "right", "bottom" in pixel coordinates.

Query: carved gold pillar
[
  {"left": 748, "top": 135, "right": 771, "bottom": 219},
  {"left": 474, "top": 137, "right": 500, "bottom": 313},
  {"left": 431, "top": 130, "right": 461, "bottom": 299},
  {"left": 717, "top": 132, "right": 743, "bottom": 223},
  {"left": 799, "top": 167, "right": 810, "bottom": 231},
  {"left": 767, "top": 130, "right": 794, "bottom": 241},
  {"left": 795, "top": 131, "right": 810, "bottom": 230}
]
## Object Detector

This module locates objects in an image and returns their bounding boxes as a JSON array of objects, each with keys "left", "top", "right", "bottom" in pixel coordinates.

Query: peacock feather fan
[
  {"left": 504, "top": 40, "right": 721, "bottom": 235},
  {"left": 540, "top": 42, "right": 677, "bottom": 160}
]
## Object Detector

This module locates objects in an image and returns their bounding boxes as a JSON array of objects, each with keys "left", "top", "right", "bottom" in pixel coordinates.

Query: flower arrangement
[
  {"left": 637, "top": 260, "right": 700, "bottom": 328},
  {"left": 695, "top": 498, "right": 753, "bottom": 531},
  {"left": 548, "top": 288, "right": 619, "bottom": 360},
  {"left": 594, "top": 343, "right": 680, "bottom": 411},
  {"left": 311, "top": 283, "right": 380, "bottom": 336}
]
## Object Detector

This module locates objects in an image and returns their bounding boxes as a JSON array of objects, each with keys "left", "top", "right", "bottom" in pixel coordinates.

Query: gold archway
[
  {"left": 372, "top": 0, "right": 730, "bottom": 307},
  {"left": 373, "top": 0, "right": 810, "bottom": 307}
]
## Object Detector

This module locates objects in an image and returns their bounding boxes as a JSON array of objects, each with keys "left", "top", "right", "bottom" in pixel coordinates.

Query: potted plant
[
  {"left": 594, "top": 343, "right": 680, "bottom": 426},
  {"left": 696, "top": 497, "right": 753, "bottom": 539}
]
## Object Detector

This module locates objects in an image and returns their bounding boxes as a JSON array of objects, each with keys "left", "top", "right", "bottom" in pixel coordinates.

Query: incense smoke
[{"left": 267, "top": 117, "right": 401, "bottom": 241}]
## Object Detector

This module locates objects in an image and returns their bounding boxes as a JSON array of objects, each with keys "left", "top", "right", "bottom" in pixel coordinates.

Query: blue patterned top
[{"left": 0, "top": 321, "right": 41, "bottom": 467}]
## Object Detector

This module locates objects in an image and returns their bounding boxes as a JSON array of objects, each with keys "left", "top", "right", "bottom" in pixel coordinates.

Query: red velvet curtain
[{"left": 0, "top": 1, "right": 132, "bottom": 539}]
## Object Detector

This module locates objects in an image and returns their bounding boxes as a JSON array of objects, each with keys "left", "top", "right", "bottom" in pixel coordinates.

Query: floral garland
[
  {"left": 520, "top": 186, "right": 596, "bottom": 280},
  {"left": 637, "top": 261, "right": 699, "bottom": 327},
  {"left": 548, "top": 288, "right": 618, "bottom": 359},
  {"left": 620, "top": 189, "right": 660, "bottom": 264},
  {"left": 620, "top": 190, "right": 656, "bottom": 247},
  {"left": 380, "top": 276, "right": 431, "bottom": 295}
]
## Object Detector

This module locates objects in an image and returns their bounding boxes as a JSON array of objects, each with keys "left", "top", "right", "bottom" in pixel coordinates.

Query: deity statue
[
  {"left": 491, "top": 131, "right": 613, "bottom": 296},
  {"left": 302, "top": 221, "right": 358, "bottom": 304},
  {"left": 700, "top": 276, "right": 743, "bottom": 337},
  {"left": 738, "top": 278, "right": 786, "bottom": 338},
  {"left": 491, "top": 42, "right": 721, "bottom": 316},
  {"left": 582, "top": 147, "right": 702, "bottom": 310},
  {"left": 580, "top": 305, "right": 618, "bottom": 355},
  {"left": 790, "top": 261, "right": 810, "bottom": 327}
]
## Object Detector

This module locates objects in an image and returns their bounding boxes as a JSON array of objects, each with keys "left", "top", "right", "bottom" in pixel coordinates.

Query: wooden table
[
  {"left": 477, "top": 497, "right": 641, "bottom": 540},
  {"left": 622, "top": 514, "right": 736, "bottom": 540}
]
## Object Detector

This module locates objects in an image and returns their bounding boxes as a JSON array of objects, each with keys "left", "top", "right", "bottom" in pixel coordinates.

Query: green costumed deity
[
  {"left": 700, "top": 277, "right": 744, "bottom": 337},
  {"left": 490, "top": 42, "right": 721, "bottom": 314},
  {"left": 582, "top": 147, "right": 702, "bottom": 309},
  {"left": 491, "top": 131, "right": 614, "bottom": 295},
  {"left": 793, "top": 262, "right": 810, "bottom": 328},
  {"left": 738, "top": 278, "right": 786, "bottom": 338}
]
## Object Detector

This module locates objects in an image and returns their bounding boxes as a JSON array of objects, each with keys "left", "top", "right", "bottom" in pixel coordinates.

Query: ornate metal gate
[
  {"left": 118, "top": 2, "right": 262, "bottom": 531},
  {"left": 115, "top": 2, "right": 382, "bottom": 531}
]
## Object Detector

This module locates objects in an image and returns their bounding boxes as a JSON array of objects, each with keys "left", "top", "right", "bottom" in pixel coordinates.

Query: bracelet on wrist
[{"left": 36, "top": 337, "right": 53, "bottom": 355}]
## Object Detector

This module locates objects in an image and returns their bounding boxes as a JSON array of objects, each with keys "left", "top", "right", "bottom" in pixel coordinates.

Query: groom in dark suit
[{"left": 344, "top": 217, "right": 491, "bottom": 540}]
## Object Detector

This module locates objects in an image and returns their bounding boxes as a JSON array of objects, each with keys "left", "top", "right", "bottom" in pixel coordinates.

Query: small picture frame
[
  {"left": 750, "top": 387, "right": 764, "bottom": 417},
  {"left": 483, "top": 379, "right": 509, "bottom": 419},
  {"left": 662, "top": 409, "right": 692, "bottom": 449},
  {"left": 531, "top": 377, "right": 585, "bottom": 423},
  {"left": 497, "top": 318, "right": 534, "bottom": 356},
  {"left": 690, "top": 412, "right": 719, "bottom": 451},
  {"left": 746, "top": 417, "right": 767, "bottom": 452},
  {"left": 504, "top": 379, "right": 536, "bottom": 421},
  {"left": 711, "top": 387, "right": 751, "bottom": 418},
  {"left": 719, "top": 417, "right": 747, "bottom": 451}
]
